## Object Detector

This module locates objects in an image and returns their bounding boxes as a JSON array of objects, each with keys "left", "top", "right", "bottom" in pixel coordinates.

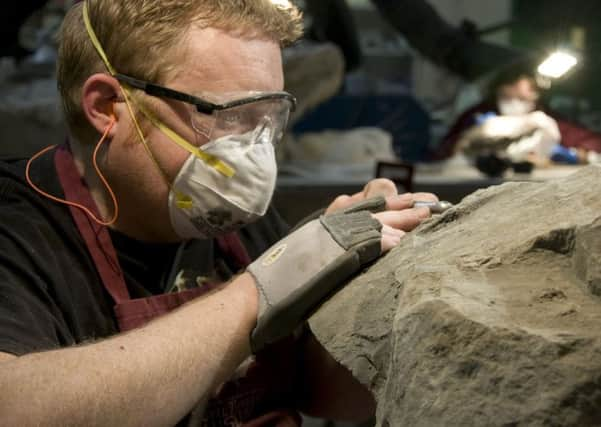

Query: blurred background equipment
[
  {"left": 276, "top": 0, "right": 601, "bottom": 229},
  {"left": 0, "top": 0, "right": 50, "bottom": 60},
  {"left": 0, "top": 1, "right": 76, "bottom": 159}
]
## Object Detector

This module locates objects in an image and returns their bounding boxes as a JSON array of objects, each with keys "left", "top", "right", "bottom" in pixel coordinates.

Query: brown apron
[{"left": 54, "top": 145, "right": 302, "bottom": 427}]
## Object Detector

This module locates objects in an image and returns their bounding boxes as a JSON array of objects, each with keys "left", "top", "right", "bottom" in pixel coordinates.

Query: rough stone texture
[{"left": 309, "top": 165, "right": 601, "bottom": 426}]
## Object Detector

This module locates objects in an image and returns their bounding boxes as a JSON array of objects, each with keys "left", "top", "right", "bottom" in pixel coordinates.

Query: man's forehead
[{"left": 170, "top": 26, "right": 283, "bottom": 93}]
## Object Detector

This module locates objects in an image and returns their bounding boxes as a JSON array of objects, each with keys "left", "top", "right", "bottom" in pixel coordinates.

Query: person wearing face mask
[
  {"left": 0, "top": 1, "right": 441, "bottom": 425},
  {"left": 431, "top": 64, "right": 601, "bottom": 164}
]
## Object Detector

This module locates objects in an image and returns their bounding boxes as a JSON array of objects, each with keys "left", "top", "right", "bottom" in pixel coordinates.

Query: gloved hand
[{"left": 247, "top": 197, "right": 387, "bottom": 353}]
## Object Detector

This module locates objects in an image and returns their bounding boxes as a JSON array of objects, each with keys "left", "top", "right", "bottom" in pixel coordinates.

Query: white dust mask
[
  {"left": 168, "top": 130, "right": 278, "bottom": 239},
  {"left": 498, "top": 98, "right": 535, "bottom": 116}
]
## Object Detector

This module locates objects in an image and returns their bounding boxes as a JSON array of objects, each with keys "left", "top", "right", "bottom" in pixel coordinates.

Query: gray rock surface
[{"left": 310, "top": 165, "right": 601, "bottom": 426}]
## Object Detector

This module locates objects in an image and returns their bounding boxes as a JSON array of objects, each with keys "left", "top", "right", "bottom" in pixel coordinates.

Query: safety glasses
[{"left": 115, "top": 73, "right": 297, "bottom": 145}]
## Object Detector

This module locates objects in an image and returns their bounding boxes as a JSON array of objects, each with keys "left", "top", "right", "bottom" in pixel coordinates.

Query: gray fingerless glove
[{"left": 247, "top": 197, "right": 386, "bottom": 353}]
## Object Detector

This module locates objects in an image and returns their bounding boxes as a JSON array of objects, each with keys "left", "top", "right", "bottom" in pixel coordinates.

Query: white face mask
[
  {"left": 168, "top": 132, "right": 278, "bottom": 240},
  {"left": 498, "top": 98, "right": 535, "bottom": 116}
]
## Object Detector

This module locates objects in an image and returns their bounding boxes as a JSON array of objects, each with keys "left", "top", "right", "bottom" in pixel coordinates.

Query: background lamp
[
  {"left": 270, "top": 0, "right": 292, "bottom": 7},
  {"left": 537, "top": 51, "right": 578, "bottom": 79}
]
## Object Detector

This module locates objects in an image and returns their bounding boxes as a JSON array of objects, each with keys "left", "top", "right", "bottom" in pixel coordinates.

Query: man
[{"left": 0, "top": 1, "right": 437, "bottom": 425}]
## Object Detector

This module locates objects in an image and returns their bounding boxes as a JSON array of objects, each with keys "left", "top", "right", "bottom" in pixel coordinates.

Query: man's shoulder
[
  {"left": 0, "top": 156, "right": 80, "bottom": 253},
  {"left": 0, "top": 158, "right": 112, "bottom": 354},
  {"left": 0, "top": 154, "right": 63, "bottom": 205},
  {"left": 0, "top": 158, "right": 41, "bottom": 216},
  {"left": 0, "top": 158, "right": 27, "bottom": 190}
]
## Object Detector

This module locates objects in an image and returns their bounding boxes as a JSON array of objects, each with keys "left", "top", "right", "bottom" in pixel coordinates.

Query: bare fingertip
[{"left": 416, "top": 206, "right": 432, "bottom": 217}]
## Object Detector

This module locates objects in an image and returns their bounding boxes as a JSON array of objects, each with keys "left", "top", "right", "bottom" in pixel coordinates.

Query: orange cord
[{"left": 26, "top": 117, "right": 119, "bottom": 226}]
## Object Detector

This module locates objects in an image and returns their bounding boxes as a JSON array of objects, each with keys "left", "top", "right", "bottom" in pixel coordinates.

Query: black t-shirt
[{"left": 0, "top": 151, "right": 289, "bottom": 356}]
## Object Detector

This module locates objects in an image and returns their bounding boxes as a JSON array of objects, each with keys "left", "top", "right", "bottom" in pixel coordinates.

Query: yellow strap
[
  {"left": 135, "top": 101, "right": 235, "bottom": 178},
  {"left": 82, "top": 1, "right": 235, "bottom": 179},
  {"left": 83, "top": 2, "right": 116, "bottom": 75}
]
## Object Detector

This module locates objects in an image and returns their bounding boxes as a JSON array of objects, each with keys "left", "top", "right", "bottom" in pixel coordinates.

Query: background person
[{"left": 433, "top": 64, "right": 601, "bottom": 162}]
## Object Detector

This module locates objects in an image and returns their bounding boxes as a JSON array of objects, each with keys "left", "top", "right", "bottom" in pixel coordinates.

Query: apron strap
[
  {"left": 54, "top": 144, "right": 253, "bottom": 303},
  {"left": 216, "top": 232, "right": 252, "bottom": 269},
  {"left": 54, "top": 145, "right": 131, "bottom": 304}
]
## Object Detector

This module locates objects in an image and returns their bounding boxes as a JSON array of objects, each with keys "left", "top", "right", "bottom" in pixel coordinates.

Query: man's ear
[{"left": 81, "top": 73, "right": 122, "bottom": 138}]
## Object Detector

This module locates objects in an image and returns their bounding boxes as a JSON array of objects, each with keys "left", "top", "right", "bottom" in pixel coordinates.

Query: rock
[{"left": 309, "top": 165, "right": 601, "bottom": 426}]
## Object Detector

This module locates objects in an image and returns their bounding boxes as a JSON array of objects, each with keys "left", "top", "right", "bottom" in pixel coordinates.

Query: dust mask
[
  {"left": 498, "top": 98, "right": 535, "bottom": 116},
  {"left": 168, "top": 129, "right": 277, "bottom": 239}
]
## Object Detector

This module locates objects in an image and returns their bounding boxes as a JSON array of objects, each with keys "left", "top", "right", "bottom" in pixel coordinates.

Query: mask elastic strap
[
  {"left": 117, "top": 87, "right": 195, "bottom": 209},
  {"left": 26, "top": 117, "right": 120, "bottom": 226},
  {"left": 135, "top": 101, "right": 235, "bottom": 177}
]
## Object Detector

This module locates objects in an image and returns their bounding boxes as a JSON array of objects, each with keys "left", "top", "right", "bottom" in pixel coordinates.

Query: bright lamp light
[
  {"left": 270, "top": 0, "right": 292, "bottom": 7},
  {"left": 537, "top": 51, "right": 578, "bottom": 79}
]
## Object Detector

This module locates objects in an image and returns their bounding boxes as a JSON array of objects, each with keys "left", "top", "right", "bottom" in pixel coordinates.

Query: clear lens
[{"left": 190, "top": 97, "right": 292, "bottom": 145}]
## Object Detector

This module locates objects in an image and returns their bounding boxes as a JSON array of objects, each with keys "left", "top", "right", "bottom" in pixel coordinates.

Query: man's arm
[{"left": 0, "top": 273, "right": 258, "bottom": 427}]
